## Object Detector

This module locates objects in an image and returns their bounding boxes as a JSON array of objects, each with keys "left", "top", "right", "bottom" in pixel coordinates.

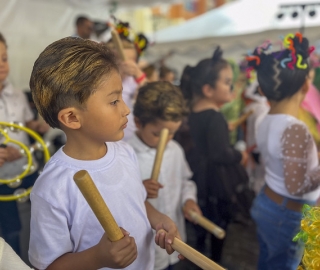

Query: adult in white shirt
[{"left": 247, "top": 34, "right": 320, "bottom": 270}]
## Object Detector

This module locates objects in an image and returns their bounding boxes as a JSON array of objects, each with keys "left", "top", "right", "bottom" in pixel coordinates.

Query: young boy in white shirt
[
  {"left": 128, "top": 82, "right": 202, "bottom": 270},
  {"left": 28, "top": 37, "right": 181, "bottom": 270}
]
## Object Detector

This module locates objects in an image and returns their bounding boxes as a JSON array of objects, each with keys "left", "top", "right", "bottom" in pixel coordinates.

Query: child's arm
[
  {"left": 183, "top": 199, "right": 202, "bottom": 223},
  {"left": 145, "top": 201, "right": 180, "bottom": 255},
  {"left": 46, "top": 228, "right": 137, "bottom": 270},
  {"left": 0, "top": 148, "right": 8, "bottom": 166},
  {"left": 179, "top": 151, "right": 202, "bottom": 222},
  {"left": 142, "top": 178, "right": 163, "bottom": 198}
]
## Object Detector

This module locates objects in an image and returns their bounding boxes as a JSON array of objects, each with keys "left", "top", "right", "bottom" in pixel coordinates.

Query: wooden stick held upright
[
  {"left": 151, "top": 128, "right": 169, "bottom": 182},
  {"left": 111, "top": 29, "right": 126, "bottom": 61},
  {"left": 73, "top": 170, "right": 123, "bottom": 242},
  {"left": 73, "top": 170, "right": 225, "bottom": 270},
  {"left": 188, "top": 210, "right": 226, "bottom": 239}
]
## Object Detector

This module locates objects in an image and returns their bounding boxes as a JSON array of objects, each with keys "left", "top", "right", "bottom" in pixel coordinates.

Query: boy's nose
[{"left": 123, "top": 102, "right": 130, "bottom": 116}]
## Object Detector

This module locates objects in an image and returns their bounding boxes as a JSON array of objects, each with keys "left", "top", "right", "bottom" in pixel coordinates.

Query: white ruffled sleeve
[{"left": 281, "top": 123, "right": 320, "bottom": 196}]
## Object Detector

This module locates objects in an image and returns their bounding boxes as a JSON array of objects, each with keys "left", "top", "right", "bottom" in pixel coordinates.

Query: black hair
[
  {"left": 180, "top": 47, "right": 230, "bottom": 102},
  {"left": 76, "top": 16, "right": 90, "bottom": 26},
  {"left": 247, "top": 34, "right": 310, "bottom": 101}
]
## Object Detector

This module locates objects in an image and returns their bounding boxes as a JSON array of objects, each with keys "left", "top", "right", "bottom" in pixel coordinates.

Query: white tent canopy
[
  {"left": 0, "top": 0, "right": 176, "bottom": 90},
  {"left": 145, "top": 0, "right": 320, "bottom": 75}
]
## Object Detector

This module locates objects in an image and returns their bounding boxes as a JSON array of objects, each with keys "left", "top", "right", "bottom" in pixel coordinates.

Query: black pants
[{"left": 192, "top": 198, "right": 231, "bottom": 264}]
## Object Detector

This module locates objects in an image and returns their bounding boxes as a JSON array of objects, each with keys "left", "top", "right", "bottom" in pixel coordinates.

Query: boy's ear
[
  {"left": 134, "top": 116, "right": 143, "bottom": 129},
  {"left": 58, "top": 108, "right": 82, "bottom": 130},
  {"left": 201, "top": 84, "right": 214, "bottom": 98}
]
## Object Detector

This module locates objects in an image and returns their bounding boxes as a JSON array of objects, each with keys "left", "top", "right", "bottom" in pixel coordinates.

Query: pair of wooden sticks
[{"left": 73, "top": 128, "right": 226, "bottom": 270}]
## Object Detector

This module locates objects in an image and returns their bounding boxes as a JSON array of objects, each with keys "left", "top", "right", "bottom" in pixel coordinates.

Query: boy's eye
[
  {"left": 152, "top": 132, "right": 160, "bottom": 137},
  {"left": 110, "top": 100, "right": 119, "bottom": 105}
]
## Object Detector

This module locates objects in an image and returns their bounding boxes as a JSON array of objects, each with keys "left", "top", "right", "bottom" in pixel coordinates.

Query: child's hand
[
  {"left": 96, "top": 227, "right": 137, "bottom": 269},
  {"left": 0, "top": 148, "right": 8, "bottom": 166},
  {"left": 155, "top": 219, "right": 183, "bottom": 258},
  {"left": 6, "top": 146, "right": 22, "bottom": 162},
  {"left": 240, "top": 151, "right": 248, "bottom": 166},
  {"left": 143, "top": 179, "right": 163, "bottom": 199},
  {"left": 119, "top": 60, "right": 143, "bottom": 79},
  {"left": 183, "top": 199, "right": 202, "bottom": 223}
]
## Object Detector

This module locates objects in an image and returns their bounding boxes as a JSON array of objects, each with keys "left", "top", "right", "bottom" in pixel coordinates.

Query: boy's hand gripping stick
[
  {"left": 73, "top": 170, "right": 225, "bottom": 270},
  {"left": 188, "top": 210, "right": 226, "bottom": 239},
  {"left": 151, "top": 128, "right": 169, "bottom": 182}
]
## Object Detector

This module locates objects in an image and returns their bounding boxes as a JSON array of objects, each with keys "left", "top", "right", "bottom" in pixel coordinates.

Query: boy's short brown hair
[
  {"left": 0, "top": 33, "right": 7, "bottom": 47},
  {"left": 30, "top": 37, "right": 118, "bottom": 128},
  {"left": 133, "top": 81, "right": 188, "bottom": 126}
]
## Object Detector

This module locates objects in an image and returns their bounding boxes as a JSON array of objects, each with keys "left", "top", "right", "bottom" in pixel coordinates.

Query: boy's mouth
[{"left": 121, "top": 121, "right": 128, "bottom": 129}]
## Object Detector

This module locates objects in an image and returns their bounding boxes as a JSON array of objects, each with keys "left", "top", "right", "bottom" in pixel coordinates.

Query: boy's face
[
  {"left": 135, "top": 119, "right": 182, "bottom": 148},
  {"left": 0, "top": 42, "right": 9, "bottom": 84},
  {"left": 79, "top": 71, "right": 130, "bottom": 142},
  {"left": 164, "top": 72, "right": 174, "bottom": 84}
]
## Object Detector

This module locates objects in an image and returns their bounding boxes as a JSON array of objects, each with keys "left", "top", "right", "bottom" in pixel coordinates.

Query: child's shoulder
[
  {"left": 167, "top": 139, "right": 185, "bottom": 157},
  {"left": 112, "top": 140, "right": 137, "bottom": 160},
  {"left": 31, "top": 148, "right": 77, "bottom": 202}
]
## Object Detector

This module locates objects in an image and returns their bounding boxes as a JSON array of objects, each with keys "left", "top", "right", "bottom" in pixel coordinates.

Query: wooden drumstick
[
  {"left": 151, "top": 128, "right": 169, "bottom": 182},
  {"left": 158, "top": 229, "right": 225, "bottom": 270},
  {"left": 188, "top": 210, "right": 226, "bottom": 239},
  {"left": 229, "top": 110, "right": 254, "bottom": 130},
  {"left": 73, "top": 170, "right": 225, "bottom": 270},
  {"left": 111, "top": 29, "right": 126, "bottom": 61},
  {"left": 73, "top": 170, "right": 123, "bottom": 242}
]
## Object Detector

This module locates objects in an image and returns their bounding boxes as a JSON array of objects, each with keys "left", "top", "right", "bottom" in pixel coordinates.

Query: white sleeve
[
  {"left": 0, "top": 238, "right": 33, "bottom": 270},
  {"left": 180, "top": 150, "right": 197, "bottom": 205},
  {"left": 281, "top": 123, "right": 320, "bottom": 196},
  {"left": 29, "top": 194, "right": 73, "bottom": 270}
]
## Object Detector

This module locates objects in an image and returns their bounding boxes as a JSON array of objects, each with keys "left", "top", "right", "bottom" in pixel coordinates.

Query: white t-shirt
[
  {"left": 128, "top": 133, "right": 197, "bottom": 270},
  {"left": 29, "top": 141, "right": 154, "bottom": 270},
  {"left": 257, "top": 114, "right": 320, "bottom": 201},
  {"left": 0, "top": 81, "right": 36, "bottom": 178}
]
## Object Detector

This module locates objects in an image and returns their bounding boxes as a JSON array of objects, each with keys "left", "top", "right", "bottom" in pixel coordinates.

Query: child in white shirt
[
  {"left": 128, "top": 81, "right": 202, "bottom": 270},
  {"left": 28, "top": 37, "right": 181, "bottom": 270}
]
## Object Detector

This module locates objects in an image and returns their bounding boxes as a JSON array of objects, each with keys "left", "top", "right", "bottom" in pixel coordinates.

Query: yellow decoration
[{"left": 0, "top": 122, "right": 50, "bottom": 201}]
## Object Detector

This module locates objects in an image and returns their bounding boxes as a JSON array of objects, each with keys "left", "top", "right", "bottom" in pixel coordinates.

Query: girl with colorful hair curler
[{"left": 247, "top": 33, "right": 320, "bottom": 270}]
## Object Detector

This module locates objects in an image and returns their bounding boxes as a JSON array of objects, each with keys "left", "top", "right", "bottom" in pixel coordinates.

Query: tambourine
[{"left": 0, "top": 122, "right": 50, "bottom": 202}]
